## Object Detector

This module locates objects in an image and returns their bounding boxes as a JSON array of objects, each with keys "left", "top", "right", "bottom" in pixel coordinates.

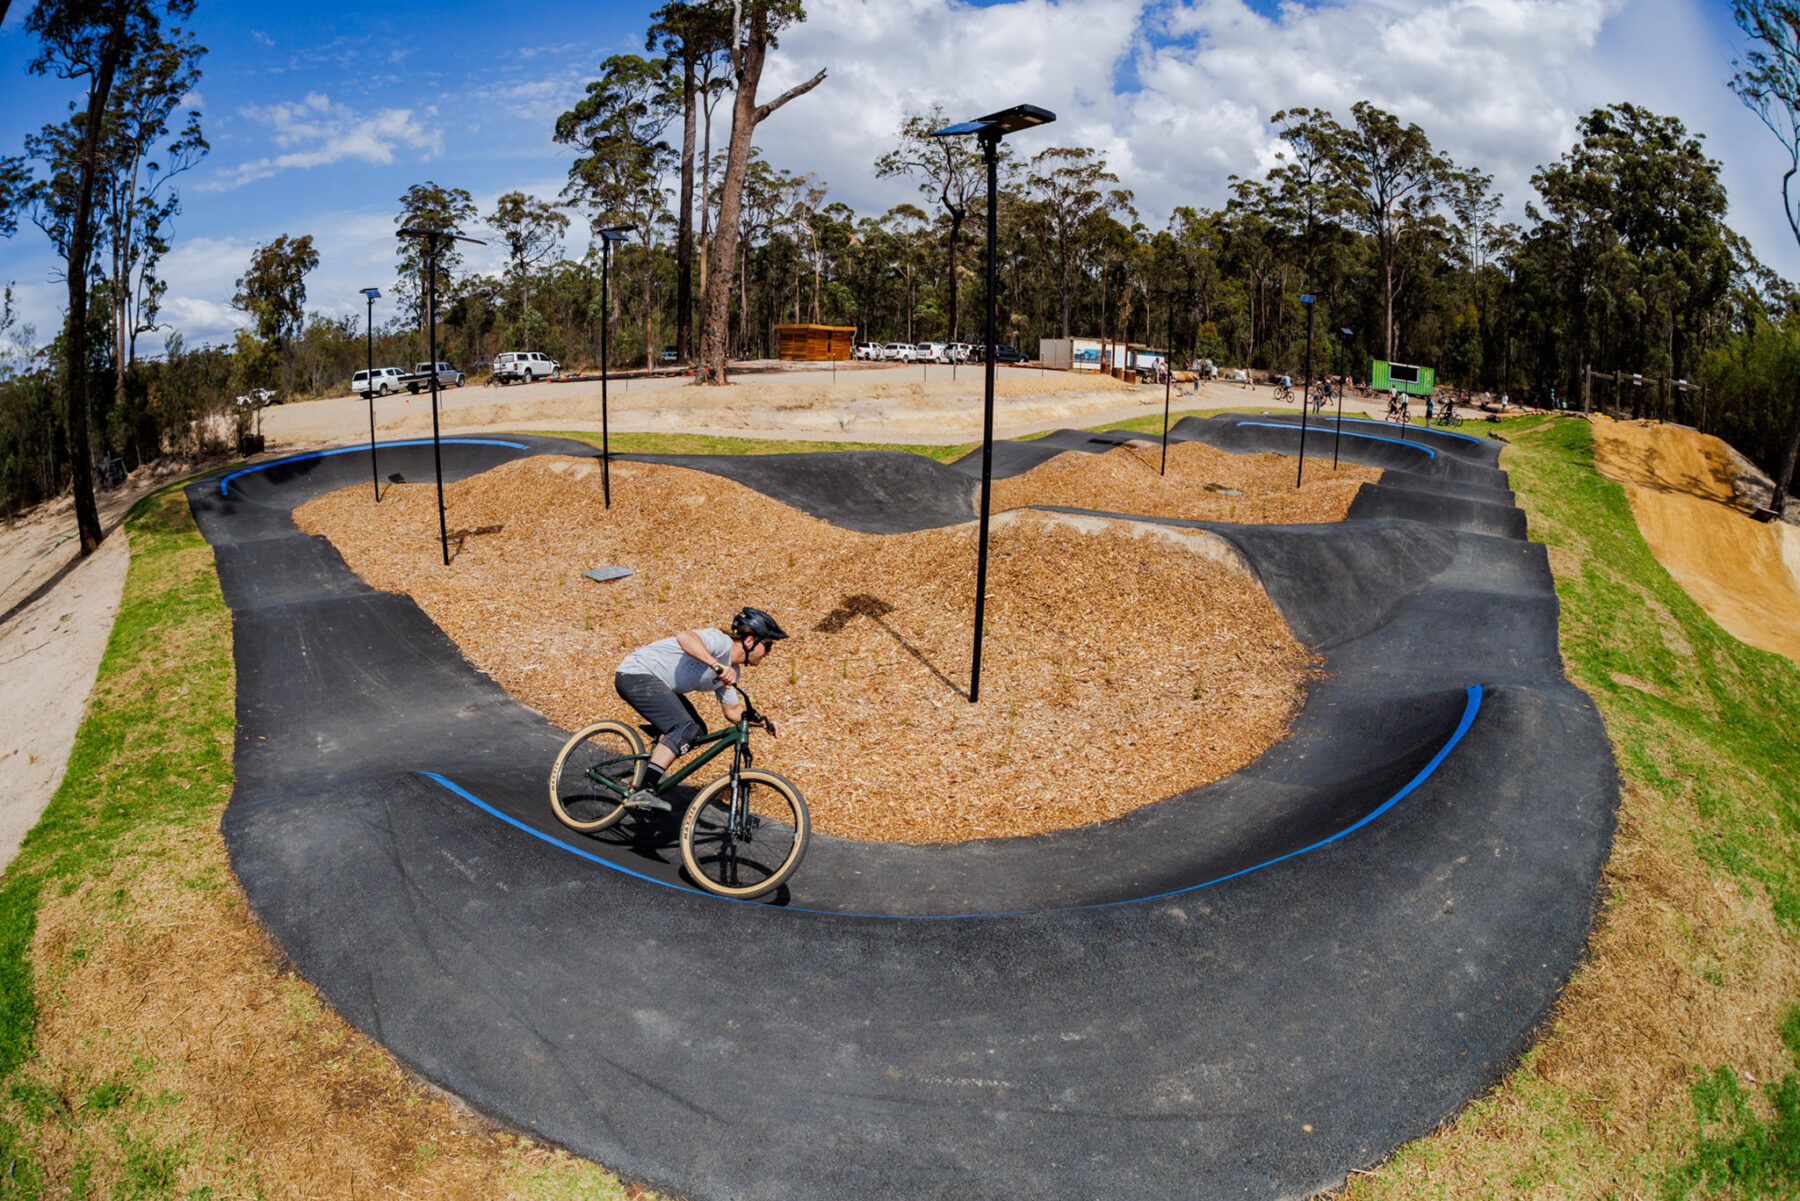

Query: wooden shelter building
[{"left": 774, "top": 324, "right": 857, "bottom": 361}]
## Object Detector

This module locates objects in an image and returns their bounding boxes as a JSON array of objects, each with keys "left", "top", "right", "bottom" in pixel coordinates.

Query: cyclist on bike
[{"left": 613, "top": 607, "right": 787, "bottom": 811}]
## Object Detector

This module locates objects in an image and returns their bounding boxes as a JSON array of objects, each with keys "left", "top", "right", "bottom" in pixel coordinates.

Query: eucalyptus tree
[
  {"left": 875, "top": 106, "right": 988, "bottom": 344},
  {"left": 1266, "top": 107, "right": 1348, "bottom": 286},
  {"left": 785, "top": 173, "right": 830, "bottom": 324},
  {"left": 694, "top": 0, "right": 826, "bottom": 383},
  {"left": 231, "top": 233, "right": 318, "bottom": 402},
  {"left": 1530, "top": 104, "right": 1729, "bottom": 405},
  {"left": 487, "top": 191, "right": 568, "bottom": 319},
  {"left": 648, "top": 1, "right": 731, "bottom": 360},
  {"left": 1732, "top": 0, "right": 1800, "bottom": 509},
  {"left": 2, "top": 0, "right": 198, "bottom": 553},
  {"left": 393, "top": 181, "right": 478, "bottom": 344},
  {"left": 557, "top": 53, "right": 678, "bottom": 363},
  {"left": 1329, "top": 101, "right": 1449, "bottom": 361},
  {"left": 1026, "top": 146, "right": 1126, "bottom": 339},
  {"left": 97, "top": 27, "right": 207, "bottom": 409}
]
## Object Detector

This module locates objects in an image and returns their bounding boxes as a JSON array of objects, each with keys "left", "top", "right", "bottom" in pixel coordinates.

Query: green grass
[
  {"left": 1346, "top": 415, "right": 1800, "bottom": 1197},
  {"left": 1665, "top": 1006, "right": 1800, "bottom": 1200},
  {"left": 0, "top": 481, "right": 234, "bottom": 1194}
]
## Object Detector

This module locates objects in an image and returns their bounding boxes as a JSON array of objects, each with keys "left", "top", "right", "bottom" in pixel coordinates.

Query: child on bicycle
[{"left": 613, "top": 607, "right": 787, "bottom": 810}]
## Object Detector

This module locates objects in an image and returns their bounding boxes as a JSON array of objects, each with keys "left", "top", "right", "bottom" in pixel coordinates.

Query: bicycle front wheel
[
  {"left": 679, "top": 769, "right": 810, "bottom": 899},
  {"left": 549, "top": 721, "right": 646, "bottom": 833}
]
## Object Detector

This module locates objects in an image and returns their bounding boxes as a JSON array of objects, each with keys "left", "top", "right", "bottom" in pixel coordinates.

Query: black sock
[{"left": 642, "top": 763, "right": 666, "bottom": 790}]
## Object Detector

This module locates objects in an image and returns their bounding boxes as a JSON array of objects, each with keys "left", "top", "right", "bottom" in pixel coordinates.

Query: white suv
[
  {"left": 916, "top": 342, "right": 952, "bottom": 363},
  {"left": 883, "top": 342, "right": 917, "bottom": 362},
  {"left": 493, "top": 351, "right": 559, "bottom": 383},
  {"left": 853, "top": 342, "right": 881, "bottom": 361},
  {"left": 352, "top": 366, "right": 407, "bottom": 397}
]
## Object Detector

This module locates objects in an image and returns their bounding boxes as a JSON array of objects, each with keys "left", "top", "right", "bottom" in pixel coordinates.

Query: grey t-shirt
[{"left": 618, "top": 628, "right": 735, "bottom": 695}]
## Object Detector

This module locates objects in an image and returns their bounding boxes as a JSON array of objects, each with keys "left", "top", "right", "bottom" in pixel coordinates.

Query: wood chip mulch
[
  {"left": 295, "top": 453, "right": 1338, "bottom": 844},
  {"left": 993, "top": 437, "right": 1381, "bottom": 522}
]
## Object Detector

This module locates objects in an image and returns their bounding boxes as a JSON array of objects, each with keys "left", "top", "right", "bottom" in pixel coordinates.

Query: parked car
[
  {"left": 352, "top": 367, "right": 407, "bottom": 397},
  {"left": 973, "top": 344, "right": 1030, "bottom": 365},
  {"left": 493, "top": 351, "right": 559, "bottom": 383},
  {"left": 853, "top": 342, "right": 881, "bottom": 361},
  {"left": 401, "top": 361, "right": 467, "bottom": 392},
  {"left": 660, "top": 345, "right": 679, "bottom": 363},
  {"left": 948, "top": 342, "right": 974, "bottom": 363},
  {"left": 915, "top": 342, "right": 952, "bottom": 363},
  {"left": 883, "top": 342, "right": 917, "bottom": 362}
]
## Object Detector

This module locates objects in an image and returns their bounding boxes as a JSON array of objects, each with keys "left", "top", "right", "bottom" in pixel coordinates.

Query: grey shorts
[{"left": 614, "top": 672, "right": 706, "bottom": 755}]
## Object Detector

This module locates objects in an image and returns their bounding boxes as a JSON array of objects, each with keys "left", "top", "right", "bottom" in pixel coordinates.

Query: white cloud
[
  {"left": 206, "top": 92, "right": 444, "bottom": 189},
  {"left": 745, "top": 0, "right": 1800, "bottom": 278}
]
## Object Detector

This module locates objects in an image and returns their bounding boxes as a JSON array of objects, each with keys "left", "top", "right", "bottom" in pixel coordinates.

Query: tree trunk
[
  {"left": 693, "top": 8, "right": 824, "bottom": 384},
  {"left": 1383, "top": 237, "right": 1396, "bottom": 361},
  {"left": 695, "top": 32, "right": 765, "bottom": 383},
  {"left": 66, "top": 7, "right": 131, "bottom": 555},
  {"left": 676, "top": 54, "right": 696, "bottom": 362},
  {"left": 946, "top": 207, "right": 963, "bottom": 342},
  {"left": 1772, "top": 392, "right": 1800, "bottom": 515}
]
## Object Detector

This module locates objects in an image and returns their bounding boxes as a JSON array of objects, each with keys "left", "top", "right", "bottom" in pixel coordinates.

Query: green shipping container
[{"left": 1371, "top": 360, "right": 1435, "bottom": 397}]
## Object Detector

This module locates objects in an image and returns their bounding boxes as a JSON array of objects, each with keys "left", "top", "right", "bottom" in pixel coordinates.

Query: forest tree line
[{"left": 6, "top": 0, "right": 1800, "bottom": 528}]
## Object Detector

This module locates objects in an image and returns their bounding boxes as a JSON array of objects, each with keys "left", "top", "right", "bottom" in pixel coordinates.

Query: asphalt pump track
[{"left": 186, "top": 415, "right": 1617, "bottom": 1199}]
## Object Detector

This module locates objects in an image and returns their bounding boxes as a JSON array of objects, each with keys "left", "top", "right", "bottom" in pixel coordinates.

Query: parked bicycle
[{"left": 548, "top": 684, "right": 810, "bottom": 899}]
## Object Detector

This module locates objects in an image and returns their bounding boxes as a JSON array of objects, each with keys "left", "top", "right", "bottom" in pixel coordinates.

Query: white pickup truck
[
  {"left": 352, "top": 367, "right": 407, "bottom": 397},
  {"left": 400, "top": 361, "right": 466, "bottom": 392},
  {"left": 492, "top": 351, "right": 559, "bottom": 383}
]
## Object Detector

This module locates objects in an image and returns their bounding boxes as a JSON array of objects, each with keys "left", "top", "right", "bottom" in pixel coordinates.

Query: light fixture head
[
  {"left": 598, "top": 224, "right": 637, "bottom": 243},
  {"left": 397, "top": 226, "right": 486, "bottom": 246},
  {"left": 361, "top": 287, "right": 381, "bottom": 300},
  {"left": 930, "top": 103, "right": 1056, "bottom": 139}
]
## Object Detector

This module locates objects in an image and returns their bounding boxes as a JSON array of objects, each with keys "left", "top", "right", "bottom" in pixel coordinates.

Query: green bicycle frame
[{"left": 587, "top": 687, "right": 762, "bottom": 798}]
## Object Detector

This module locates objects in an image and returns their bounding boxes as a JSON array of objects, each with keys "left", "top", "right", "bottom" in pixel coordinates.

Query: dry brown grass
[
  {"left": 21, "top": 806, "right": 651, "bottom": 1199},
  {"left": 295, "top": 453, "right": 1335, "bottom": 843},
  {"left": 1342, "top": 770, "right": 1800, "bottom": 1199}
]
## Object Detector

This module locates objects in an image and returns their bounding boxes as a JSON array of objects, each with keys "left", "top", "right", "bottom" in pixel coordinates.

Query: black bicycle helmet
[{"left": 731, "top": 606, "right": 788, "bottom": 642}]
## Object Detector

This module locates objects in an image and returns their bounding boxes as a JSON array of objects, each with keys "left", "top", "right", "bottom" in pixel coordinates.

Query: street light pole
[
  {"left": 362, "top": 287, "right": 381, "bottom": 502},
  {"left": 597, "top": 225, "right": 636, "bottom": 508},
  {"left": 1334, "top": 327, "right": 1352, "bottom": 470},
  {"left": 1162, "top": 289, "right": 1174, "bottom": 476},
  {"left": 931, "top": 103, "right": 1055, "bottom": 705},
  {"left": 1295, "top": 293, "right": 1315, "bottom": 489},
  {"left": 398, "top": 226, "right": 485, "bottom": 567}
]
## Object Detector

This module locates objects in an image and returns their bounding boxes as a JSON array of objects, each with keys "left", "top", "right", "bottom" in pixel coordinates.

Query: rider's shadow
[
  {"left": 815, "top": 594, "right": 967, "bottom": 700},
  {"left": 584, "top": 781, "right": 699, "bottom": 864}
]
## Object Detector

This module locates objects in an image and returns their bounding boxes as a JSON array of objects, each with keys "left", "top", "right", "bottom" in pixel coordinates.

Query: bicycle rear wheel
[
  {"left": 679, "top": 769, "right": 810, "bottom": 899},
  {"left": 549, "top": 721, "right": 645, "bottom": 833}
]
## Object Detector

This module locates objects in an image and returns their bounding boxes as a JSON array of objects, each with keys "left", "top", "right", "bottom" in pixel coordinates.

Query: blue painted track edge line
[
  {"left": 1233, "top": 421, "right": 1437, "bottom": 460},
  {"left": 219, "top": 438, "right": 532, "bottom": 496},
  {"left": 1258, "top": 414, "right": 1487, "bottom": 446},
  {"left": 421, "top": 684, "right": 1484, "bottom": 920}
]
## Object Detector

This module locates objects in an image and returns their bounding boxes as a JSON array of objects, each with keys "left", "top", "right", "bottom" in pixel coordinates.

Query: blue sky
[{"left": 0, "top": 0, "right": 1794, "bottom": 352}]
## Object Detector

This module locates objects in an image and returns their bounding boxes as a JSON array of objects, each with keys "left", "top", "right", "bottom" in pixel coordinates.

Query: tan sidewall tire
[
  {"left": 679, "top": 769, "right": 810, "bottom": 899},
  {"left": 549, "top": 720, "right": 646, "bottom": 833}
]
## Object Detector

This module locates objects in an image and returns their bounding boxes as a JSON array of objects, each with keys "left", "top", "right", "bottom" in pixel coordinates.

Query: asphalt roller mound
[{"left": 188, "top": 420, "right": 1617, "bottom": 1198}]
